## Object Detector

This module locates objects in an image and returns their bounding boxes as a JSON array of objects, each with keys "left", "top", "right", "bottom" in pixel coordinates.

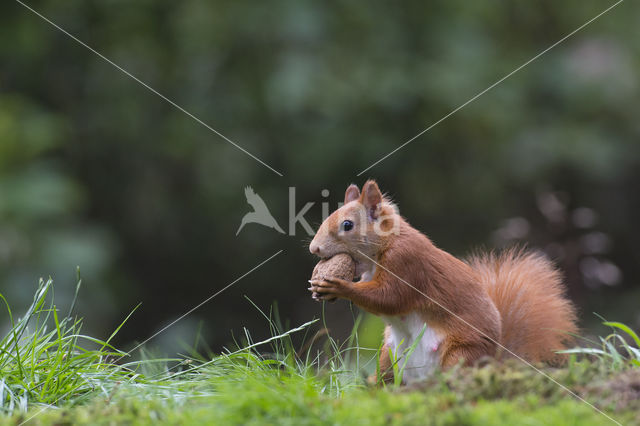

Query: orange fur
[
  {"left": 309, "top": 181, "right": 578, "bottom": 382},
  {"left": 468, "top": 249, "right": 578, "bottom": 364}
]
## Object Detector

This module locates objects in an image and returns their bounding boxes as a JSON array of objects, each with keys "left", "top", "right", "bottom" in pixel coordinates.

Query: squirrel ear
[
  {"left": 361, "top": 180, "right": 382, "bottom": 220},
  {"left": 344, "top": 184, "right": 360, "bottom": 204}
]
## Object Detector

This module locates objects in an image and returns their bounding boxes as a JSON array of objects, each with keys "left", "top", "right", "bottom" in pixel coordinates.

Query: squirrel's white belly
[{"left": 383, "top": 313, "right": 442, "bottom": 384}]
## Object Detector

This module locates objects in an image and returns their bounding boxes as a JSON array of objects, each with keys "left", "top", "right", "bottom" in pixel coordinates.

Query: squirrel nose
[{"left": 309, "top": 242, "right": 321, "bottom": 256}]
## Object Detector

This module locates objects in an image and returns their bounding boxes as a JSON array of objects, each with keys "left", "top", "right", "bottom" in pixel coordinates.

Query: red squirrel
[{"left": 309, "top": 180, "right": 578, "bottom": 383}]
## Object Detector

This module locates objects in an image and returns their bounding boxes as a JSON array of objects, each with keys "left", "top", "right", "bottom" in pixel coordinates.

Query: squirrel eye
[{"left": 341, "top": 220, "right": 354, "bottom": 232}]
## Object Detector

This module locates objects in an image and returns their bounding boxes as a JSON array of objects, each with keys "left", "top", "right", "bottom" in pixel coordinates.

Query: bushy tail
[{"left": 468, "top": 248, "right": 578, "bottom": 364}]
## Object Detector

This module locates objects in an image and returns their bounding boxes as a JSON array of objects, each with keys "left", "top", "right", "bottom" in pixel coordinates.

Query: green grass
[
  {"left": 560, "top": 318, "right": 640, "bottom": 369},
  {"left": 1, "top": 279, "right": 639, "bottom": 425},
  {"left": 0, "top": 276, "right": 136, "bottom": 413}
]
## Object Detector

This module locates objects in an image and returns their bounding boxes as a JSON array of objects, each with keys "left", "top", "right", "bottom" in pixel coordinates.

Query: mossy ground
[
  {"left": 6, "top": 358, "right": 638, "bottom": 426},
  {"left": 2, "top": 282, "right": 638, "bottom": 425}
]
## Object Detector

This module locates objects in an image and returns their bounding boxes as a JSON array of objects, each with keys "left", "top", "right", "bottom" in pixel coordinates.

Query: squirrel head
[{"left": 309, "top": 180, "right": 399, "bottom": 260}]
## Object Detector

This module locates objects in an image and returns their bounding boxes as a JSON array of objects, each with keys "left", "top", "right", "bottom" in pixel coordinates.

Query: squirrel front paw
[{"left": 308, "top": 278, "right": 351, "bottom": 301}]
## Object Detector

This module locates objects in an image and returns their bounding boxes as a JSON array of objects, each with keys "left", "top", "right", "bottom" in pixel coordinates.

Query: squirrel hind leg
[{"left": 439, "top": 336, "right": 497, "bottom": 369}]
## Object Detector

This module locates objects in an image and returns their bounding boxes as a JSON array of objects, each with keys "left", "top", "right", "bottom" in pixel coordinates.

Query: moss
[{"left": 7, "top": 360, "right": 637, "bottom": 426}]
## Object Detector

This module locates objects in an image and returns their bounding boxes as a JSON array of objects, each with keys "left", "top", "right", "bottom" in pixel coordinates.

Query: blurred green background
[{"left": 1, "top": 0, "right": 638, "bottom": 354}]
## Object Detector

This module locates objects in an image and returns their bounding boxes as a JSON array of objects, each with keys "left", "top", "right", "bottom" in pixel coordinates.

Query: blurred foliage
[{"left": 1, "top": 0, "right": 639, "bottom": 352}]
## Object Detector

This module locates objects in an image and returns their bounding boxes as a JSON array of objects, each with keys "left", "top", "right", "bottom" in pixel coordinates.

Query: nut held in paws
[{"left": 310, "top": 253, "right": 356, "bottom": 302}]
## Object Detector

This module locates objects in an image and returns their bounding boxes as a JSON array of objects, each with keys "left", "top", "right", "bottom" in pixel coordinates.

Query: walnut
[{"left": 310, "top": 253, "right": 356, "bottom": 302}]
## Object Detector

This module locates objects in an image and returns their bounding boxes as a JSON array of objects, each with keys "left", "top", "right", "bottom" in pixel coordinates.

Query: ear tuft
[
  {"left": 344, "top": 184, "right": 360, "bottom": 204},
  {"left": 361, "top": 180, "right": 382, "bottom": 220}
]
